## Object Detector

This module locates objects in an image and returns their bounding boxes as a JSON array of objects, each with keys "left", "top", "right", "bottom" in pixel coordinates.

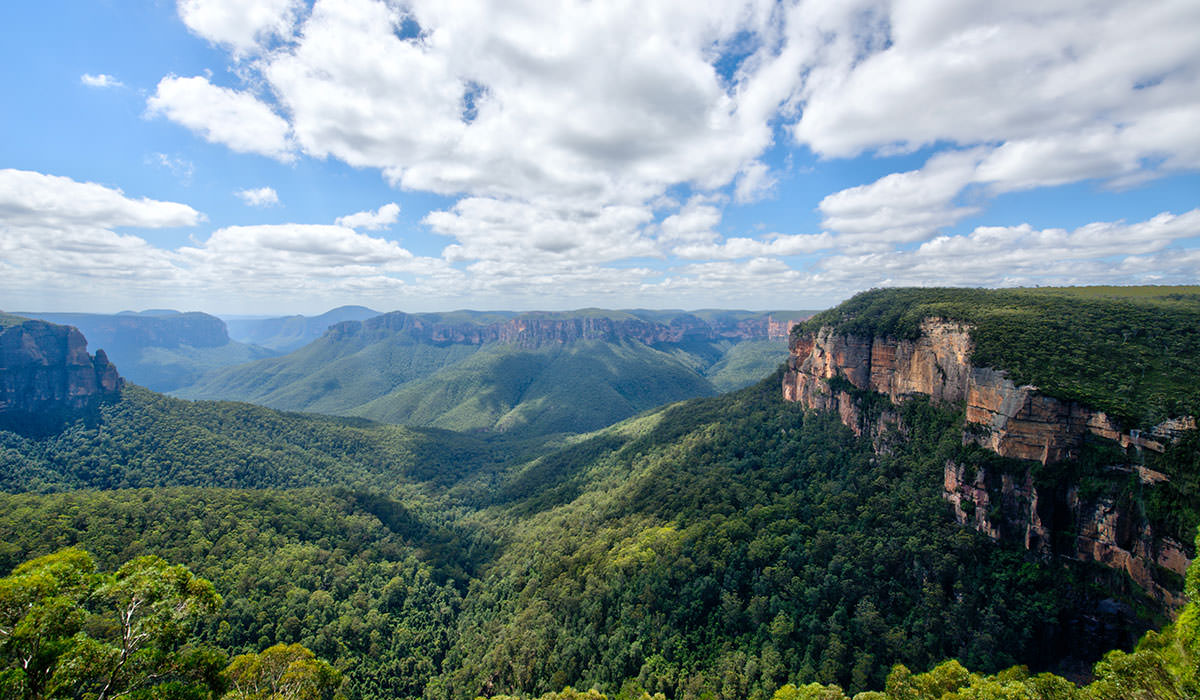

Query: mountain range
[
  {"left": 1, "top": 287, "right": 1198, "bottom": 699},
  {"left": 175, "top": 308, "right": 811, "bottom": 435}
]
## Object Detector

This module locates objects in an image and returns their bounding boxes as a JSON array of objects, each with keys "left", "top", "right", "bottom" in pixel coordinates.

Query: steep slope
[
  {"left": 0, "top": 385, "right": 499, "bottom": 493},
  {"left": 0, "top": 315, "right": 122, "bottom": 435},
  {"left": 352, "top": 339, "right": 718, "bottom": 434},
  {"left": 224, "top": 304, "right": 381, "bottom": 352},
  {"left": 784, "top": 287, "right": 1200, "bottom": 608},
  {"left": 178, "top": 309, "right": 807, "bottom": 434},
  {"left": 20, "top": 310, "right": 275, "bottom": 391},
  {"left": 429, "top": 374, "right": 1144, "bottom": 699}
]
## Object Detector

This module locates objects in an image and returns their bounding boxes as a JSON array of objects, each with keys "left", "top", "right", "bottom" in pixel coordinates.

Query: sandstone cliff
[
  {"left": 328, "top": 311, "right": 804, "bottom": 350},
  {"left": 0, "top": 318, "right": 123, "bottom": 435},
  {"left": 783, "top": 318, "right": 1195, "bottom": 607}
]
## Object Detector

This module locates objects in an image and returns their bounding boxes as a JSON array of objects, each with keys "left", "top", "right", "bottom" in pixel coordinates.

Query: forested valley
[{"left": 2, "top": 287, "right": 1199, "bottom": 699}]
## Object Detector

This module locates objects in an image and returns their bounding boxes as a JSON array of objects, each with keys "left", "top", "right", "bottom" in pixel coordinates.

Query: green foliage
[
  {"left": 431, "top": 376, "right": 1120, "bottom": 700},
  {"left": 703, "top": 341, "right": 789, "bottom": 393},
  {"left": 224, "top": 643, "right": 344, "bottom": 700},
  {"left": 0, "top": 385, "right": 500, "bottom": 492},
  {"left": 353, "top": 340, "right": 719, "bottom": 435},
  {"left": 0, "top": 548, "right": 224, "bottom": 700},
  {"left": 799, "top": 287, "right": 1200, "bottom": 428},
  {"left": 0, "top": 488, "right": 476, "bottom": 698},
  {"left": 180, "top": 314, "right": 792, "bottom": 437}
]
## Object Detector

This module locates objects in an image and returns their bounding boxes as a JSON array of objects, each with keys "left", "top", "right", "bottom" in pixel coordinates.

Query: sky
[{"left": 1, "top": 0, "right": 1198, "bottom": 316}]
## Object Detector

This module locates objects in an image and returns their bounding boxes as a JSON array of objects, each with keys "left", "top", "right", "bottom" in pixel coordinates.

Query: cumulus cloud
[
  {"left": 80, "top": 0, "right": 1199, "bottom": 309},
  {"left": 426, "top": 197, "right": 658, "bottom": 264},
  {"left": 674, "top": 233, "right": 834, "bottom": 260},
  {"left": 80, "top": 73, "right": 123, "bottom": 88},
  {"left": 0, "top": 169, "right": 202, "bottom": 229},
  {"left": 788, "top": 0, "right": 1200, "bottom": 245},
  {"left": 818, "top": 149, "right": 984, "bottom": 246},
  {"left": 147, "top": 76, "right": 294, "bottom": 160},
  {"left": 235, "top": 187, "right": 280, "bottom": 207},
  {"left": 0, "top": 170, "right": 200, "bottom": 306},
  {"left": 336, "top": 203, "right": 400, "bottom": 230},
  {"left": 810, "top": 210, "right": 1200, "bottom": 292},
  {"left": 178, "top": 0, "right": 304, "bottom": 54}
]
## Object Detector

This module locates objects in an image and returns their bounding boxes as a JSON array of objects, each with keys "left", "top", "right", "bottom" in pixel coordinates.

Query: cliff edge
[
  {"left": 0, "top": 316, "right": 123, "bottom": 435},
  {"left": 783, "top": 290, "right": 1200, "bottom": 609}
]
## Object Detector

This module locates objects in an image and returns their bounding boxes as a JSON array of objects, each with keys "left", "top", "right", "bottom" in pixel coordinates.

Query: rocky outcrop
[
  {"left": 783, "top": 318, "right": 1195, "bottom": 608},
  {"left": 942, "top": 459, "right": 1189, "bottom": 607},
  {"left": 0, "top": 318, "right": 123, "bottom": 434},
  {"left": 26, "top": 311, "right": 231, "bottom": 350},
  {"left": 329, "top": 311, "right": 796, "bottom": 350},
  {"left": 783, "top": 319, "right": 1187, "bottom": 462}
]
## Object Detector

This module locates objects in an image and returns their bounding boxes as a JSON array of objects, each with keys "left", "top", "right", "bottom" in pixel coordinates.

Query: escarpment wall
[
  {"left": 783, "top": 319, "right": 1194, "bottom": 607},
  {"left": 331, "top": 312, "right": 806, "bottom": 350},
  {"left": 0, "top": 319, "right": 123, "bottom": 434}
]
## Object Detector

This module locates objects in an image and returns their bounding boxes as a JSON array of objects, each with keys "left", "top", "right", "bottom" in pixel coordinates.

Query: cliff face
[
  {"left": 783, "top": 319, "right": 1194, "bottom": 607},
  {"left": 0, "top": 319, "right": 123, "bottom": 434},
  {"left": 329, "top": 312, "right": 800, "bottom": 349},
  {"left": 27, "top": 311, "right": 231, "bottom": 350}
]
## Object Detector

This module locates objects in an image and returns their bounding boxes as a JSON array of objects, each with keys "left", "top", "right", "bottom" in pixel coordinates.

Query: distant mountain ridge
[
  {"left": 177, "top": 308, "right": 813, "bottom": 435},
  {"left": 322, "top": 308, "right": 805, "bottom": 348},
  {"left": 16, "top": 311, "right": 276, "bottom": 392},
  {"left": 224, "top": 305, "right": 381, "bottom": 352}
]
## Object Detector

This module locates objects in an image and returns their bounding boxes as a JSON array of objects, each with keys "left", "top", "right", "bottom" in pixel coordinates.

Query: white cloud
[
  {"left": 674, "top": 232, "right": 834, "bottom": 260},
  {"left": 818, "top": 149, "right": 983, "bottom": 246},
  {"left": 80, "top": 73, "right": 123, "bottom": 88},
  {"left": 790, "top": 1, "right": 1200, "bottom": 160},
  {"left": 809, "top": 210, "right": 1200, "bottom": 292},
  {"left": 426, "top": 197, "right": 658, "bottom": 264},
  {"left": 733, "top": 161, "right": 778, "bottom": 204},
  {"left": 336, "top": 202, "right": 400, "bottom": 230},
  {"left": 235, "top": 187, "right": 280, "bottom": 207},
  {"left": 178, "top": 0, "right": 304, "bottom": 54},
  {"left": 147, "top": 76, "right": 294, "bottom": 160},
  {"left": 0, "top": 170, "right": 200, "bottom": 306},
  {"left": 0, "top": 169, "right": 202, "bottom": 229}
]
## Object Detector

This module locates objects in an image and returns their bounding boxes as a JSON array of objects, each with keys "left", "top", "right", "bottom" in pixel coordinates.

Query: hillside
[
  {"left": 1, "top": 288, "right": 1196, "bottom": 699},
  {"left": 177, "top": 309, "right": 809, "bottom": 435},
  {"left": 0, "top": 384, "right": 501, "bottom": 493},
  {"left": 19, "top": 310, "right": 276, "bottom": 391}
]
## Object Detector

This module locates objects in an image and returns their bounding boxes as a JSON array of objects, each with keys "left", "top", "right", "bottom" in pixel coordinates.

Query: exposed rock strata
[
  {"left": 330, "top": 311, "right": 805, "bottom": 350},
  {"left": 0, "top": 319, "right": 123, "bottom": 434},
  {"left": 783, "top": 318, "right": 1194, "bottom": 607}
]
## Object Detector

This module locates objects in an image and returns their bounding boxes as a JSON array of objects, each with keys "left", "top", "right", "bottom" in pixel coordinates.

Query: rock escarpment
[
  {"left": 329, "top": 312, "right": 806, "bottom": 350},
  {"left": 783, "top": 318, "right": 1194, "bottom": 607},
  {"left": 0, "top": 318, "right": 123, "bottom": 435}
]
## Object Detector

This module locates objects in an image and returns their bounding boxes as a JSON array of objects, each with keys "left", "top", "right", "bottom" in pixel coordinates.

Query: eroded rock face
[
  {"left": 784, "top": 319, "right": 1186, "bottom": 463},
  {"left": 331, "top": 311, "right": 801, "bottom": 350},
  {"left": 0, "top": 319, "right": 123, "bottom": 434},
  {"left": 784, "top": 319, "right": 1194, "bottom": 608}
]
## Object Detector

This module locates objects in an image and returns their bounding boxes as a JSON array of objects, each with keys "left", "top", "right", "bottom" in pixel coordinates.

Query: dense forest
[{"left": 1, "top": 287, "right": 1198, "bottom": 698}]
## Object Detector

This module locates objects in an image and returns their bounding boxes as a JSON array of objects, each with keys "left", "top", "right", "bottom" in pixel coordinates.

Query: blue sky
[{"left": 1, "top": 0, "right": 1198, "bottom": 315}]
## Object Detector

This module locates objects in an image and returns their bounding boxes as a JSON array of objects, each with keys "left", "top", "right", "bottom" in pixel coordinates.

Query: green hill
[
  {"left": 350, "top": 339, "right": 720, "bottom": 434},
  {"left": 0, "top": 385, "right": 500, "bottom": 493},
  {"left": 2, "top": 288, "right": 1194, "bottom": 699},
  {"left": 176, "top": 309, "right": 802, "bottom": 436}
]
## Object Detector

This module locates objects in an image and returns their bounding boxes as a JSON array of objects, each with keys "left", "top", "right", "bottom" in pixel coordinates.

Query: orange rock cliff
[{"left": 783, "top": 318, "right": 1195, "bottom": 608}]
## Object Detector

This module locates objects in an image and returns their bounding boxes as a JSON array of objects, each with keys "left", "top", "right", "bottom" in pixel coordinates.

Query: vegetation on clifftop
[{"left": 797, "top": 286, "right": 1200, "bottom": 429}]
